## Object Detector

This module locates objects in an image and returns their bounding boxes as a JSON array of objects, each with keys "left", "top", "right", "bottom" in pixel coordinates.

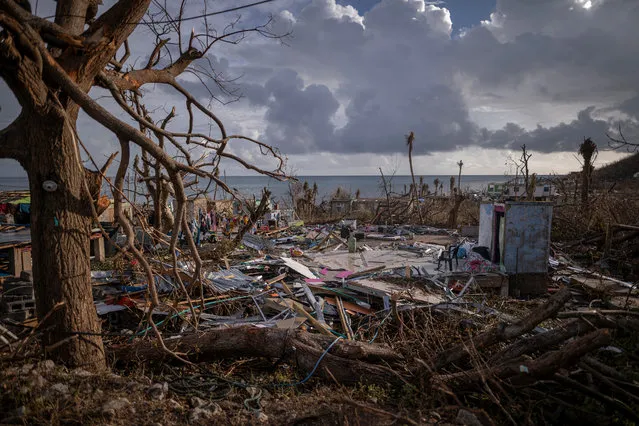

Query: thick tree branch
[
  {"left": 0, "top": 0, "right": 84, "bottom": 49},
  {"left": 0, "top": 10, "right": 48, "bottom": 110},
  {"left": 54, "top": 0, "right": 90, "bottom": 36},
  {"left": 0, "top": 116, "right": 27, "bottom": 162},
  {"left": 58, "top": 0, "right": 152, "bottom": 90}
]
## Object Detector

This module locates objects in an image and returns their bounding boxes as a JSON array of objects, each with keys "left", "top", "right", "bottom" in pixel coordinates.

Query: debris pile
[{"left": 2, "top": 219, "right": 638, "bottom": 424}]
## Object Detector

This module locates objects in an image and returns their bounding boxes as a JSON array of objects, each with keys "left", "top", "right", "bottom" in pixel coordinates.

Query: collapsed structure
[{"left": 1, "top": 191, "right": 638, "bottom": 424}]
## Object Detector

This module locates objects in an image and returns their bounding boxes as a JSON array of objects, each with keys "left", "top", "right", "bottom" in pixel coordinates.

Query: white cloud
[{"left": 1, "top": 0, "right": 638, "bottom": 177}]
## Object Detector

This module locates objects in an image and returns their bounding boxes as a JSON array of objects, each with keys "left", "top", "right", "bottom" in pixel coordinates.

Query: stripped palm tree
[
  {"left": 457, "top": 160, "right": 464, "bottom": 192},
  {"left": 406, "top": 131, "right": 423, "bottom": 223},
  {"left": 579, "top": 137, "right": 598, "bottom": 208}
]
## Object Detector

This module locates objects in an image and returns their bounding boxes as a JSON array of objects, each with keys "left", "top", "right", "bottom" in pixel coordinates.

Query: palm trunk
[
  {"left": 26, "top": 119, "right": 106, "bottom": 371},
  {"left": 408, "top": 144, "right": 423, "bottom": 224},
  {"left": 581, "top": 154, "right": 592, "bottom": 209}
]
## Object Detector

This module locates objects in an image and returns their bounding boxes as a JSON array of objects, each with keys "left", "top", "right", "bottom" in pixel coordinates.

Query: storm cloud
[{"left": 2, "top": 0, "right": 639, "bottom": 176}]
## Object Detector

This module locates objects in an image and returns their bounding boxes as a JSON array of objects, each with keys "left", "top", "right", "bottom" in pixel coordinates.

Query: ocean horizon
[{"left": 0, "top": 175, "right": 509, "bottom": 204}]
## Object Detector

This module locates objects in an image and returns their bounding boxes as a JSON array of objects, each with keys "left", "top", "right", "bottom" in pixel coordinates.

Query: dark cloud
[
  {"left": 481, "top": 106, "right": 639, "bottom": 152},
  {"left": 262, "top": 69, "right": 340, "bottom": 153},
  {"left": 3, "top": 0, "right": 639, "bottom": 177},
  {"left": 618, "top": 96, "right": 639, "bottom": 118},
  {"left": 218, "top": 0, "right": 639, "bottom": 157}
]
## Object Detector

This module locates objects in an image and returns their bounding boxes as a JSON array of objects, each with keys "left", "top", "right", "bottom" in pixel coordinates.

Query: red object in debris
[
  {"left": 448, "top": 279, "right": 464, "bottom": 292},
  {"left": 117, "top": 296, "right": 137, "bottom": 308}
]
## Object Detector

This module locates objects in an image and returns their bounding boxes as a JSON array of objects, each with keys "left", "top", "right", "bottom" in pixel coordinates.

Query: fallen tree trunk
[
  {"left": 488, "top": 318, "right": 594, "bottom": 364},
  {"left": 434, "top": 287, "right": 571, "bottom": 370},
  {"left": 111, "top": 326, "right": 405, "bottom": 386},
  {"left": 434, "top": 329, "right": 611, "bottom": 389}
]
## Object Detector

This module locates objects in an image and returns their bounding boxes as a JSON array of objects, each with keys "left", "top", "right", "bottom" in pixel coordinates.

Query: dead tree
[
  {"left": 607, "top": 124, "right": 639, "bottom": 152},
  {"left": 457, "top": 159, "right": 463, "bottom": 192},
  {"left": 233, "top": 188, "right": 271, "bottom": 245},
  {"left": 0, "top": 0, "right": 288, "bottom": 370},
  {"left": 446, "top": 192, "right": 464, "bottom": 229},
  {"left": 132, "top": 105, "right": 178, "bottom": 234},
  {"left": 379, "top": 167, "right": 394, "bottom": 225},
  {"left": 579, "top": 137, "right": 598, "bottom": 208},
  {"left": 519, "top": 144, "right": 532, "bottom": 199},
  {"left": 405, "top": 131, "right": 423, "bottom": 223}
]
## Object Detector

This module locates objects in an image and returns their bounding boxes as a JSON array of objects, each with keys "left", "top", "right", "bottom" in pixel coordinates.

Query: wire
[
  {"left": 132, "top": 294, "right": 255, "bottom": 340},
  {"left": 272, "top": 336, "right": 343, "bottom": 387},
  {"left": 40, "top": 0, "right": 275, "bottom": 25},
  {"left": 367, "top": 309, "right": 392, "bottom": 344}
]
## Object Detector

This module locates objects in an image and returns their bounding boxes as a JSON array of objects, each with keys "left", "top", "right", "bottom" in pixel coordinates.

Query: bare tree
[
  {"left": 433, "top": 178, "right": 440, "bottom": 196},
  {"left": 519, "top": 144, "right": 532, "bottom": 199},
  {"left": 449, "top": 176, "right": 455, "bottom": 197},
  {"left": 0, "top": 0, "right": 288, "bottom": 370},
  {"left": 579, "top": 137, "right": 598, "bottom": 208},
  {"left": 607, "top": 124, "right": 639, "bottom": 152},
  {"left": 378, "top": 167, "right": 395, "bottom": 225},
  {"left": 456, "top": 159, "right": 463, "bottom": 192}
]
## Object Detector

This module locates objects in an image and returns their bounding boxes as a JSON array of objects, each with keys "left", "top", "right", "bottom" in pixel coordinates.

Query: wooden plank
[
  {"left": 266, "top": 273, "right": 287, "bottom": 285},
  {"left": 282, "top": 299, "right": 334, "bottom": 336},
  {"left": 335, "top": 296, "right": 354, "bottom": 340},
  {"left": 325, "top": 297, "right": 372, "bottom": 315},
  {"left": 348, "top": 265, "right": 386, "bottom": 279}
]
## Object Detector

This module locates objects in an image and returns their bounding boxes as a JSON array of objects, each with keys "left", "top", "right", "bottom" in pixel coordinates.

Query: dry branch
[
  {"left": 434, "top": 329, "right": 611, "bottom": 389},
  {"left": 434, "top": 287, "right": 571, "bottom": 370}
]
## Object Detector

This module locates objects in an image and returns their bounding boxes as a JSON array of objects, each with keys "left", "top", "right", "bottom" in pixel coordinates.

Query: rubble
[{"left": 2, "top": 207, "right": 639, "bottom": 424}]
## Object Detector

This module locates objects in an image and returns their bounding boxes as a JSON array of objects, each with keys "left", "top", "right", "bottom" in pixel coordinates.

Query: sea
[{"left": 0, "top": 175, "right": 508, "bottom": 204}]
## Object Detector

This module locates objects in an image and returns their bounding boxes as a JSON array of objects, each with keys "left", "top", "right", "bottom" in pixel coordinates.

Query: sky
[{"left": 1, "top": 0, "right": 639, "bottom": 177}]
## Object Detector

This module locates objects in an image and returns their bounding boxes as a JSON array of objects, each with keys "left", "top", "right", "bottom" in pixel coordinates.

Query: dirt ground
[{"left": 0, "top": 357, "right": 440, "bottom": 425}]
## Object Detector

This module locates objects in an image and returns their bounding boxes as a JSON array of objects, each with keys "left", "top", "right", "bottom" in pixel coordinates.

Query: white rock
[
  {"left": 456, "top": 409, "right": 482, "bottom": 426},
  {"left": 71, "top": 368, "right": 92, "bottom": 377},
  {"left": 28, "top": 374, "right": 47, "bottom": 389},
  {"left": 49, "top": 383, "right": 70, "bottom": 396},
  {"left": 146, "top": 382, "right": 169, "bottom": 400},
  {"left": 190, "top": 396, "right": 207, "bottom": 409},
  {"left": 188, "top": 407, "right": 212, "bottom": 423},
  {"left": 38, "top": 360, "right": 55, "bottom": 373},
  {"left": 20, "top": 364, "right": 34, "bottom": 374},
  {"left": 101, "top": 397, "right": 131, "bottom": 417}
]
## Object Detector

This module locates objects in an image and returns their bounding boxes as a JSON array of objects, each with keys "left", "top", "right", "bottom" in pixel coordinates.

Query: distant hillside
[{"left": 594, "top": 152, "right": 639, "bottom": 182}]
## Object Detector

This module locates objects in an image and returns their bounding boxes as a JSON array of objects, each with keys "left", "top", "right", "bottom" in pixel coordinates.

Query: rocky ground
[{"left": 0, "top": 357, "right": 462, "bottom": 425}]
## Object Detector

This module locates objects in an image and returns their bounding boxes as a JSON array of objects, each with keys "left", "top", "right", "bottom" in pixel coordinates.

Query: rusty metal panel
[
  {"left": 478, "top": 203, "right": 494, "bottom": 248},
  {"left": 503, "top": 202, "right": 553, "bottom": 274}
]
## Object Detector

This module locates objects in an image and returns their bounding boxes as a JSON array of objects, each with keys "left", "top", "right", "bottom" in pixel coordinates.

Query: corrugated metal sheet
[
  {"left": 502, "top": 202, "right": 553, "bottom": 274},
  {"left": 478, "top": 203, "right": 494, "bottom": 248}
]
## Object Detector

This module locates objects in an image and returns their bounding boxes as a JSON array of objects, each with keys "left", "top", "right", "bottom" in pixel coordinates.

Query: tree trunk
[
  {"left": 158, "top": 180, "right": 174, "bottom": 234},
  {"left": 25, "top": 118, "right": 106, "bottom": 371},
  {"left": 581, "top": 159, "right": 591, "bottom": 209},
  {"left": 112, "top": 326, "right": 403, "bottom": 386}
]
